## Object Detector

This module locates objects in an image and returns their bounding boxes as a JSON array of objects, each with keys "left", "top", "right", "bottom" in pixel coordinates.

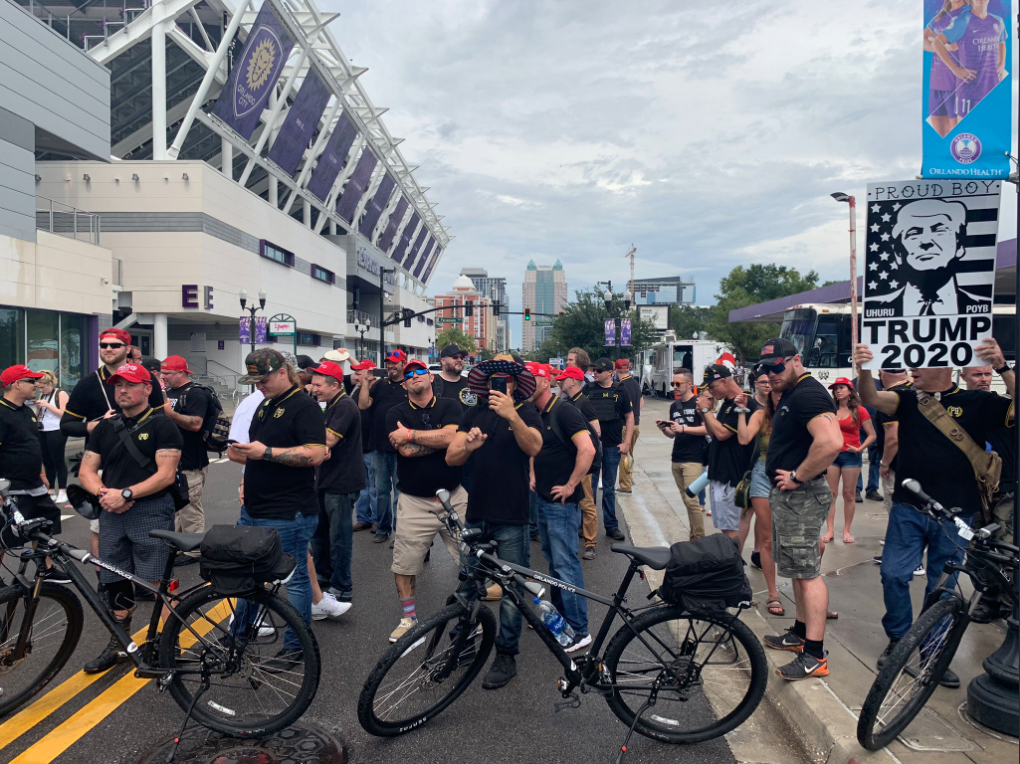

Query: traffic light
[
  {"left": 403, "top": 308, "right": 413, "bottom": 328},
  {"left": 465, "top": 300, "right": 473, "bottom": 317},
  {"left": 492, "top": 301, "right": 501, "bottom": 318},
  {"left": 524, "top": 308, "right": 531, "bottom": 321}
]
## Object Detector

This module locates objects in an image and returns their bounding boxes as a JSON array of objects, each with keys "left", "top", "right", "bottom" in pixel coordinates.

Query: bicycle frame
[{"left": 923, "top": 544, "right": 1019, "bottom": 617}]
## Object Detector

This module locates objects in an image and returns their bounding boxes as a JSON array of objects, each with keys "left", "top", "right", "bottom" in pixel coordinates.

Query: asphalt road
[{"left": 1, "top": 448, "right": 739, "bottom": 764}]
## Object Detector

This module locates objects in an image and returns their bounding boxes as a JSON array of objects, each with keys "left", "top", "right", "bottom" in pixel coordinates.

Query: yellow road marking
[{"left": 7, "top": 601, "right": 232, "bottom": 764}]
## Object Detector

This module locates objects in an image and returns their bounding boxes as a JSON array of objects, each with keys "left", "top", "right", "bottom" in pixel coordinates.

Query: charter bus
[{"left": 778, "top": 302, "right": 1016, "bottom": 389}]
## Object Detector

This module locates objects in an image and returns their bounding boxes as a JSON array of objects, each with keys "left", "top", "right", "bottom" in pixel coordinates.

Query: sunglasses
[
  {"left": 759, "top": 357, "right": 792, "bottom": 375},
  {"left": 403, "top": 368, "right": 429, "bottom": 379},
  {"left": 99, "top": 342, "right": 125, "bottom": 350},
  {"left": 671, "top": 382, "right": 686, "bottom": 388}
]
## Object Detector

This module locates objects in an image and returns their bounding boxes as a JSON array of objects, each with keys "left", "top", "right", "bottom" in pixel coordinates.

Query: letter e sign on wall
[{"left": 182, "top": 284, "right": 198, "bottom": 308}]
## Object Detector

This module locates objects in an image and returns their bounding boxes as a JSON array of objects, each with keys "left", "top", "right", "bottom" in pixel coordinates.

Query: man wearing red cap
[
  {"left": 160, "top": 356, "right": 213, "bottom": 565},
  {"left": 556, "top": 366, "right": 601, "bottom": 559},
  {"left": 357, "top": 349, "right": 408, "bottom": 543},
  {"left": 615, "top": 359, "right": 643, "bottom": 494},
  {"left": 78, "top": 363, "right": 182, "bottom": 673},
  {"left": 349, "top": 360, "right": 378, "bottom": 531},
  {"left": 0, "top": 365, "right": 67, "bottom": 580},
  {"left": 62, "top": 329, "right": 167, "bottom": 568}
]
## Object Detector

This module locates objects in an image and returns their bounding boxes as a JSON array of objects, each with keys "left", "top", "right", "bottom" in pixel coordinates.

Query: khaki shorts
[
  {"left": 770, "top": 477, "right": 832, "bottom": 580},
  {"left": 391, "top": 485, "right": 466, "bottom": 576}
]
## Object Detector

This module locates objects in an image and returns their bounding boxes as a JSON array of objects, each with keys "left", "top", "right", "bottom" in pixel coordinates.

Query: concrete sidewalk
[{"left": 618, "top": 398, "right": 1017, "bottom": 764}]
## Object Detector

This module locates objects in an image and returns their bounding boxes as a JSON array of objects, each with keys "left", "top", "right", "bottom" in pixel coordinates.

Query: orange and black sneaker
[
  {"left": 777, "top": 651, "right": 829, "bottom": 681},
  {"left": 762, "top": 628, "right": 805, "bottom": 652}
]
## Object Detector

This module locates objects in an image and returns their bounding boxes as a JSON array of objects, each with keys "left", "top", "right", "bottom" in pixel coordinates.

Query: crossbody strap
[
  {"left": 96, "top": 370, "right": 113, "bottom": 411},
  {"left": 111, "top": 417, "right": 154, "bottom": 470}
]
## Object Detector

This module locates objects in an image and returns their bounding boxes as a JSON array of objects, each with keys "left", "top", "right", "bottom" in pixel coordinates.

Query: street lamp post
[
  {"left": 356, "top": 318, "right": 371, "bottom": 364},
  {"left": 239, "top": 288, "right": 267, "bottom": 357},
  {"left": 380, "top": 267, "right": 393, "bottom": 365},
  {"left": 831, "top": 192, "right": 859, "bottom": 376},
  {"left": 598, "top": 281, "right": 633, "bottom": 361}
]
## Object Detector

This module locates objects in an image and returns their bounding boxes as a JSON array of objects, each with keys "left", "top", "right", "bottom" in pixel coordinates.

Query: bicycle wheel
[
  {"left": 603, "top": 606, "right": 767, "bottom": 744},
  {"left": 358, "top": 602, "right": 497, "bottom": 737},
  {"left": 158, "top": 586, "right": 320, "bottom": 736},
  {"left": 857, "top": 597, "right": 968, "bottom": 750},
  {"left": 0, "top": 581, "right": 84, "bottom": 716}
]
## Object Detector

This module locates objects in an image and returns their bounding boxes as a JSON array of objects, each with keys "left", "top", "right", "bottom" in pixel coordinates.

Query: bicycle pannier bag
[
  {"left": 658, "top": 533, "right": 752, "bottom": 612},
  {"left": 199, "top": 525, "right": 296, "bottom": 595}
]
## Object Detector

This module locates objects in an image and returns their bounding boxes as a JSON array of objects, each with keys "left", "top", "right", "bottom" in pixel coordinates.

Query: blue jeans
[
  {"left": 856, "top": 443, "right": 882, "bottom": 493},
  {"left": 355, "top": 452, "right": 377, "bottom": 525},
  {"left": 880, "top": 502, "right": 968, "bottom": 640},
  {"left": 237, "top": 507, "right": 318, "bottom": 650},
  {"left": 459, "top": 521, "right": 529, "bottom": 656},
  {"left": 536, "top": 496, "right": 588, "bottom": 637},
  {"left": 600, "top": 445, "right": 621, "bottom": 532},
  {"left": 528, "top": 490, "right": 539, "bottom": 542},
  {"left": 311, "top": 491, "right": 355, "bottom": 599},
  {"left": 373, "top": 451, "right": 399, "bottom": 537}
]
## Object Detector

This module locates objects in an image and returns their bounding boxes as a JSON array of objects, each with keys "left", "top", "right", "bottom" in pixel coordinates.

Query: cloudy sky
[{"left": 331, "top": 0, "right": 1019, "bottom": 346}]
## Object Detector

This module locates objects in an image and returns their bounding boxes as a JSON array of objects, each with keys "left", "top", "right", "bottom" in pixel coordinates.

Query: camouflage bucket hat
[{"left": 239, "top": 348, "right": 287, "bottom": 383}]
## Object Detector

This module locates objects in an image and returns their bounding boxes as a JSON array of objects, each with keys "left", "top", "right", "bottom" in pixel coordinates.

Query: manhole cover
[{"left": 135, "top": 722, "right": 344, "bottom": 764}]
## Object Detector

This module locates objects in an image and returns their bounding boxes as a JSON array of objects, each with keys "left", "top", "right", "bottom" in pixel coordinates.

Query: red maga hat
[
  {"left": 311, "top": 361, "right": 345, "bottom": 382},
  {"left": 99, "top": 328, "right": 131, "bottom": 346},
  {"left": 828, "top": 377, "right": 855, "bottom": 390},
  {"left": 614, "top": 359, "right": 630, "bottom": 370},
  {"left": 403, "top": 359, "right": 429, "bottom": 375},
  {"left": 106, "top": 364, "right": 152, "bottom": 385},
  {"left": 555, "top": 366, "right": 585, "bottom": 382},
  {"left": 0, "top": 365, "right": 44, "bottom": 387},
  {"left": 349, "top": 358, "right": 376, "bottom": 370},
  {"left": 384, "top": 349, "right": 407, "bottom": 363},
  {"left": 160, "top": 355, "right": 194, "bottom": 374}
]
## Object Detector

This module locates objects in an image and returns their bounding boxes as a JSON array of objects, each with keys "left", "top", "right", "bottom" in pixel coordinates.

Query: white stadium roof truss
[{"left": 85, "top": 0, "right": 449, "bottom": 292}]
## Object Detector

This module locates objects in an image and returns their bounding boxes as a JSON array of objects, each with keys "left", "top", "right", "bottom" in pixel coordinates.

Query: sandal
[
  {"left": 843, "top": 534, "right": 855, "bottom": 544},
  {"left": 827, "top": 610, "right": 839, "bottom": 620},
  {"left": 766, "top": 597, "right": 785, "bottom": 616},
  {"left": 820, "top": 532, "right": 834, "bottom": 543}
]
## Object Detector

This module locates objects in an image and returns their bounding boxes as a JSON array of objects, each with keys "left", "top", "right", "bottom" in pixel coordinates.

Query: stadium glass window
[
  {"left": 311, "top": 264, "right": 336, "bottom": 284},
  {"left": 260, "top": 240, "right": 294, "bottom": 267}
]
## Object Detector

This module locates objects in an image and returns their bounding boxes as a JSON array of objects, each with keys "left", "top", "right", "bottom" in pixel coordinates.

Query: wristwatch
[
  {"left": 121, "top": 488, "right": 133, "bottom": 501},
  {"left": 700, "top": 407, "right": 712, "bottom": 414},
  {"left": 995, "top": 364, "right": 1011, "bottom": 375},
  {"left": 263, "top": 446, "right": 274, "bottom": 462},
  {"left": 789, "top": 471, "right": 805, "bottom": 485}
]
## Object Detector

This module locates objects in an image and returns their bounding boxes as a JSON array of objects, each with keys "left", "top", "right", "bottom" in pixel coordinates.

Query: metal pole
[
  {"left": 151, "top": 4, "right": 167, "bottom": 160},
  {"left": 379, "top": 269, "right": 386, "bottom": 365},
  {"left": 849, "top": 195, "right": 859, "bottom": 377}
]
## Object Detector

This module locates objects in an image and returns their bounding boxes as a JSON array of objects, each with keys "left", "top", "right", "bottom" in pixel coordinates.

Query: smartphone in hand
[{"left": 490, "top": 376, "right": 508, "bottom": 395}]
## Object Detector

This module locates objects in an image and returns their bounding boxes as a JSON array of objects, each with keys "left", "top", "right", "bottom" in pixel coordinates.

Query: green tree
[
  {"left": 548, "top": 288, "right": 658, "bottom": 363},
  {"left": 436, "top": 326, "right": 477, "bottom": 356},
  {"left": 705, "top": 264, "right": 819, "bottom": 363},
  {"left": 669, "top": 305, "right": 712, "bottom": 339}
]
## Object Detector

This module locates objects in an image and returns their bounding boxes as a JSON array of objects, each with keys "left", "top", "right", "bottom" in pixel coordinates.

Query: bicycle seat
[
  {"left": 610, "top": 544, "right": 671, "bottom": 570},
  {"left": 150, "top": 529, "right": 205, "bottom": 553}
]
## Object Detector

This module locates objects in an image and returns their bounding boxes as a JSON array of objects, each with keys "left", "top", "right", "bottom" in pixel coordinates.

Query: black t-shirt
[
  {"left": 433, "top": 375, "right": 478, "bottom": 415},
  {"left": 61, "top": 366, "right": 165, "bottom": 440},
  {"left": 352, "top": 385, "right": 373, "bottom": 454},
  {"left": 891, "top": 385, "right": 1014, "bottom": 513},
  {"left": 708, "top": 398, "right": 759, "bottom": 487},
  {"left": 366, "top": 378, "right": 408, "bottom": 453},
  {"left": 86, "top": 408, "right": 183, "bottom": 494},
  {"left": 0, "top": 397, "right": 44, "bottom": 490},
  {"left": 164, "top": 382, "right": 210, "bottom": 471},
  {"left": 766, "top": 374, "right": 837, "bottom": 482},
  {"left": 874, "top": 379, "right": 912, "bottom": 458},
  {"left": 987, "top": 393, "right": 1015, "bottom": 486},
  {"left": 566, "top": 390, "right": 598, "bottom": 426},
  {"left": 386, "top": 396, "right": 462, "bottom": 497},
  {"left": 245, "top": 386, "right": 327, "bottom": 519},
  {"left": 534, "top": 396, "right": 590, "bottom": 504},
  {"left": 618, "top": 374, "right": 642, "bottom": 425},
  {"left": 459, "top": 401, "right": 543, "bottom": 525},
  {"left": 588, "top": 382, "right": 634, "bottom": 447},
  {"left": 669, "top": 397, "right": 706, "bottom": 463},
  {"left": 317, "top": 391, "right": 365, "bottom": 495}
]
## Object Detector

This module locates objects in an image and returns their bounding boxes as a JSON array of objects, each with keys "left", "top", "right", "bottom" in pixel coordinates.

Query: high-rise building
[
  {"left": 460, "top": 268, "right": 508, "bottom": 350},
  {"left": 522, "top": 260, "right": 567, "bottom": 352},
  {"left": 434, "top": 275, "right": 496, "bottom": 354}
]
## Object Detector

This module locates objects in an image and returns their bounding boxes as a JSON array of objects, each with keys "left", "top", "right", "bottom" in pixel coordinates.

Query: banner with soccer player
[
  {"left": 921, "top": 0, "right": 1012, "bottom": 179},
  {"left": 861, "top": 179, "right": 1001, "bottom": 370}
]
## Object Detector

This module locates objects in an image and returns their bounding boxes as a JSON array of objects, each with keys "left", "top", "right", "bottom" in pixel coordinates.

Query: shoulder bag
[
  {"left": 915, "top": 391, "right": 1001, "bottom": 521},
  {"left": 733, "top": 438, "right": 760, "bottom": 512},
  {"left": 110, "top": 416, "right": 191, "bottom": 511}
]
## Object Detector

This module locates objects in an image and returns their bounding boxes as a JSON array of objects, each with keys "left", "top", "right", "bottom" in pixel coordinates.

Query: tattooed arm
[
  {"left": 396, "top": 442, "right": 437, "bottom": 458},
  {"left": 79, "top": 450, "right": 104, "bottom": 495},
  {"left": 263, "top": 444, "right": 327, "bottom": 468},
  {"left": 163, "top": 406, "right": 204, "bottom": 432}
]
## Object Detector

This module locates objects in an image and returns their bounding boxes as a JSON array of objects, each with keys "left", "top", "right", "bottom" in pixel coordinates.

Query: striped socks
[{"left": 400, "top": 597, "right": 417, "bottom": 621}]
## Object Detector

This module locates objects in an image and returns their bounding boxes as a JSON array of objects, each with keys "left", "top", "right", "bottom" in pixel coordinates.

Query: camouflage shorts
[{"left": 770, "top": 478, "right": 832, "bottom": 579}]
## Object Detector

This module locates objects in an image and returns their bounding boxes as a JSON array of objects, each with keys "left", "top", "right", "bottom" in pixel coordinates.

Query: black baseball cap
[
  {"left": 593, "top": 357, "right": 614, "bottom": 372},
  {"left": 758, "top": 337, "right": 799, "bottom": 363},
  {"left": 440, "top": 343, "right": 465, "bottom": 358},
  {"left": 703, "top": 364, "right": 732, "bottom": 384},
  {"left": 881, "top": 367, "right": 906, "bottom": 374},
  {"left": 295, "top": 354, "right": 318, "bottom": 371}
]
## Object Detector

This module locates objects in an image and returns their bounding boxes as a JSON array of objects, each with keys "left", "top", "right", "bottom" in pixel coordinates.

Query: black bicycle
[
  {"left": 857, "top": 479, "right": 1018, "bottom": 750},
  {"left": 0, "top": 479, "right": 320, "bottom": 739},
  {"left": 357, "top": 489, "right": 767, "bottom": 752}
]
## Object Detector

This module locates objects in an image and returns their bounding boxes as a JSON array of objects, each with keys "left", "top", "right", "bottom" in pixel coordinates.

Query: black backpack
[
  {"left": 199, "top": 525, "right": 296, "bottom": 596},
  {"left": 657, "top": 534, "right": 752, "bottom": 612},
  {"left": 180, "top": 384, "right": 231, "bottom": 453},
  {"left": 548, "top": 399, "right": 603, "bottom": 476}
]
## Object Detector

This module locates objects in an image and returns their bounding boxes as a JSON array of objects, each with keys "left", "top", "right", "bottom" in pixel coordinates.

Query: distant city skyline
[{"left": 522, "top": 260, "right": 567, "bottom": 352}]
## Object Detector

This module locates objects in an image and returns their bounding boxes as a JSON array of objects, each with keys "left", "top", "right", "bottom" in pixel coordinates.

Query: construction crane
[{"left": 623, "top": 244, "right": 636, "bottom": 301}]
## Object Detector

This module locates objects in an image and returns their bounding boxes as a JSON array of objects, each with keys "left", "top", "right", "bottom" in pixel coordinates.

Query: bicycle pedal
[{"left": 553, "top": 691, "right": 581, "bottom": 712}]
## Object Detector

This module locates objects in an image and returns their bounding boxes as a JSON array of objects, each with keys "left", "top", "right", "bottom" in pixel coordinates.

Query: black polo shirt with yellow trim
[
  {"left": 0, "top": 396, "right": 45, "bottom": 490},
  {"left": 891, "top": 384, "right": 1013, "bottom": 514},
  {"left": 459, "top": 401, "right": 543, "bottom": 525},
  {"left": 567, "top": 389, "right": 599, "bottom": 426},
  {"left": 386, "top": 396, "right": 462, "bottom": 498},
  {"left": 61, "top": 366, "right": 165, "bottom": 440},
  {"left": 534, "top": 395, "right": 590, "bottom": 504},
  {"left": 245, "top": 385, "right": 326, "bottom": 519},
  {"left": 85, "top": 407, "right": 183, "bottom": 495},
  {"left": 708, "top": 397, "right": 760, "bottom": 487},
  {"left": 617, "top": 373, "right": 642, "bottom": 425},
  {"left": 316, "top": 389, "right": 365, "bottom": 495},
  {"left": 766, "top": 373, "right": 836, "bottom": 482},
  {"left": 366, "top": 377, "right": 408, "bottom": 454}
]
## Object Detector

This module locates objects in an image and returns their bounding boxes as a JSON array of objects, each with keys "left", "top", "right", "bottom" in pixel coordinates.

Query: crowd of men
[{"left": 1, "top": 326, "right": 1013, "bottom": 689}]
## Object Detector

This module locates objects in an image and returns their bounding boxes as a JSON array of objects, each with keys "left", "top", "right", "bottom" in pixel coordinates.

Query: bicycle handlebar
[{"left": 900, "top": 479, "right": 996, "bottom": 544}]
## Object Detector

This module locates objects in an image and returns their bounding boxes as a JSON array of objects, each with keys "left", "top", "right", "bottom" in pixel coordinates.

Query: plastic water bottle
[{"left": 534, "top": 598, "right": 575, "bottom": 647}]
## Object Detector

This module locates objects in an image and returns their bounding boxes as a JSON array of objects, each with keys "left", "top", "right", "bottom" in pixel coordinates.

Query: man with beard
[
  {"left": 432, "top": 344, "right": 475, "bottom": 411},
  {"left": 869, "top": 199, "right": 990, "bottom": 317},
  {"left": 358, "top": 350, "right": 409, "bottom": 543}
]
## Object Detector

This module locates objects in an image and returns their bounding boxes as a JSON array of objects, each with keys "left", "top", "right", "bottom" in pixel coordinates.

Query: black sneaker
[
  {"left": 855, "top": 491, "right": 864, "bottom": 503},
  {"left": 873, "top": 554, "right": 883, "bottom": 564},
  {"left": 482, "top": 653, "right": 517, "bottom": 690},
  {"left": 38, "top": 567, "right": 72, "bottom": 585},
  {"left": 581, "top": 547, "right": 596, "bottom": 561},
  {"left": 877, "top": 638, "right": 899, "bottom": 669},
  {"left": 84, "top": 626, "right": 131, "bottom": 674},
  {"left": 262, "top": 647, "right": 303, "bottom": 674},
  {"left": 606, "top": 528, "right": 625, "bottom": 541},
  {"left": 777, "top": 651, "right": 829, "bottom": 681},
  {"left": 750, "top": 551, "right": 762, "bottom": 570},
  {"left": 866, "top": 490, "right": 884, "bottom": 502},
  {"left": 762, "top": 629, "right": 804, "bottom": 652}
]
